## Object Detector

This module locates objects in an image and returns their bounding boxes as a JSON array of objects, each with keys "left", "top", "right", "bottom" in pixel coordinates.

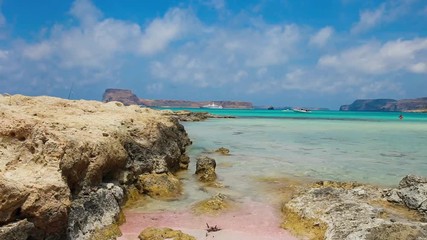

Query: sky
[{"left": 0, "top": 0, "right": 426, "bottom": 109}]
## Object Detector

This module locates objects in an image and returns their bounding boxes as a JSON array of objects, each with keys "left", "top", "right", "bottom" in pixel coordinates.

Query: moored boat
[
  {"left": 292, "top": 108, "right": 311, "bottom": 113},
  {"left": 200, "top": 102, "right": 223, "bottom": 109}
]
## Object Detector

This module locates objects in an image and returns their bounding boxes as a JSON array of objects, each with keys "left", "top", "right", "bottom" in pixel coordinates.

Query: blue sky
[{"left": 0, "top": 0, "right": 427, "bottom": 109}]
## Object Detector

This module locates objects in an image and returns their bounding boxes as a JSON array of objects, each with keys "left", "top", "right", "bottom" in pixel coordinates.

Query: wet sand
[{"left": 118, "top": 198, "right": 298, "bottom": 240}]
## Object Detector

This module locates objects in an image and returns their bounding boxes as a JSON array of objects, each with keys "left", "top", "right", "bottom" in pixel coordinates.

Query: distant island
[
  {"left": 102, "top": 88, "right": 253, "bottom": 109},
  {"left": 340, "top": 97, "right": 427, "bottom": 112}
]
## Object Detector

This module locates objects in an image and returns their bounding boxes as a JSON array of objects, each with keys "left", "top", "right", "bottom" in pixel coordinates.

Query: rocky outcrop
[
  {"left": 340, "top": 97, "right": 427, "bottom": 112},
  {"left": 102, "top": 88, "right": 253, "bottom": 109},
  {"left": 282, "top": 178, "right": 427, "bottom": 240},
  {"left": 385, "top": 175, "right": 427, "bottom": 214},
  {"left": 0, "top": 94, "right": 191, "bottom": 239},
  {"left": 195, "top": 156, "right": 217, "bottom": 182}
]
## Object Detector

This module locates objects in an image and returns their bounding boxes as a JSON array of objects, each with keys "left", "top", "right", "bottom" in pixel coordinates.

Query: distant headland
[
  {"left": 340, "top": 97, "right": 427, "bottom": 112},
  {"left": 102, "top": 88, "right": 253, "bottom": 109}
]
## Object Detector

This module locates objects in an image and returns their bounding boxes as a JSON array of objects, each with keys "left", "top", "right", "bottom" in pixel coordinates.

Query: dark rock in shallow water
[
  {"left": 215, "top": 147, "right": 230, "bottom": 155},
  {"left": 195, "top": 156, "right": 217, "bottom": 182}
]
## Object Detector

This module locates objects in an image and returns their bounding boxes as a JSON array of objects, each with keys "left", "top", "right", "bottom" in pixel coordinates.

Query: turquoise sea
[
  {"left": 138, "top": 108, "right": 427, "bottom": 211},
  {"left": 178, "top": 109, "right": 427, "bottom": 186}
]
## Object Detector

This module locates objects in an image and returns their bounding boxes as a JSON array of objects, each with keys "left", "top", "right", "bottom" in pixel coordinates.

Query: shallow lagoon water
[
  {"left": 120, "top": 110, "right": 427, "bottom": 239},
  {"left": 133, "top": 110, "right": 427, "bottom": 211}
]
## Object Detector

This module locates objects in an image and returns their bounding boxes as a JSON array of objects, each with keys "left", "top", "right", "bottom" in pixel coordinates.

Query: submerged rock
[
  {"left": 192, "top": 193, "right": 233, "bottom": 215},
  {"left": 138, "top": 227, "right": 196, "bottom": 240},
  {"left": 215, "top": 147, "right": 230, "bottom": 155},
  {"left": 0, "top": 94, "right": 191, "bottom": 239},
  {"left": 195, "top": 156, "right": 217, "bottom": 182}
]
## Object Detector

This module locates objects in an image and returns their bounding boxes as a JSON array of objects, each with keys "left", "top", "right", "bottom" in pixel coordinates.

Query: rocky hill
[
  {"left": 340, "top": 97, "right": 427, "bottom": 112},
  {"left": 103, "top": 88, "right": 253, "bottom": 109}
]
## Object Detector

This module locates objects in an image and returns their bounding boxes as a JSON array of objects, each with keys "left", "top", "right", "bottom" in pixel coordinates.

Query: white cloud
[
  {"left": 351, "top": 4, "right": 385, "bottom": 34},
  {"left": 409, "top": 62, "right": 427, "bottom": 73},
  {"left": 318, "top": 38, "right": 427, "bottom": 74},
  {"left": 70, "top": 0, "right": 102, "bottom": 27},
  {"left": 351, "top": 0, "right": 417, "bottom": 34},
  {"left": 139, "top": 8, "right": 198, "bottom": 55},
  {"left": 205, "top": 0, "right": 226, "bottom": 10},
  {"left": 310, "top": 26, "right": 334, "bottom": 47}
]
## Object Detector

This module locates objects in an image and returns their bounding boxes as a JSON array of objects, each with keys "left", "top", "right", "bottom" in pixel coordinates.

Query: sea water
[{"left": 135, "top": 109, "right": 427, "bottom": 211}]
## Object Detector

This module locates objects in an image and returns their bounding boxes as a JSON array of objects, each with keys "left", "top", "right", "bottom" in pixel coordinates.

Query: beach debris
[{"left": 206, "top": 223, "right": 222, "bottom": 232}]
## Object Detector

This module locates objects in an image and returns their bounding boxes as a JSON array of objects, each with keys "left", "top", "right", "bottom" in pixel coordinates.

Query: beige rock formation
[
  {"left": 139, "top": 227, "right": 196, "bottom": 240},
  {"left": 0, "top": 94, "right": 191, "bottom": 239}
]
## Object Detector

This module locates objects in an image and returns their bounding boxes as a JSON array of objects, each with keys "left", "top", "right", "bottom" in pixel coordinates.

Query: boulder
[
  {"left": 195, "top": 156, "right": 217, "bottom": 182},
  {"left": 138, "top": 227, "right": 196, "bottom": 240},
  {"left": 385, "top": 175, "right": 427, "bottom": 213},
  {"left": 137, "top": 173, "right": 182, "bottom": 199}
]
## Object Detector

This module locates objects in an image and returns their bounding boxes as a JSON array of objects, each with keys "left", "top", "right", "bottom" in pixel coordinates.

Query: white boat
[
  {"left": 200, "top": 102, "right": 223, "bottom": 109},
  {"left": 292, "top": 108, "right": 311, "bottom": 113}
]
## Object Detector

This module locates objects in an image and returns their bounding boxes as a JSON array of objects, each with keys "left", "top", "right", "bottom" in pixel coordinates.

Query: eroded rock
[
  {"left": 215, "top": 147, "right": 230, "bottom": 155},
  {"left": 137, "top": 173, "right": 182, "bottom": 199},
  {"left": 138, "top": 227, "right": 196, "bottom": 240},
  {"left": 283, "top": 178, "right": 427, "bottom": 240},
  {"left": 0, "top": 219, "right": 35, "bottom": 240},
  {"left": 0, "top": 94, "right": 191, "bottom": 239},
  {"left": 192, "top": 193, "right": 233, "bottom": 215},
  {"left": 195, "top": 156, "right": 217, "bottom": 182}
]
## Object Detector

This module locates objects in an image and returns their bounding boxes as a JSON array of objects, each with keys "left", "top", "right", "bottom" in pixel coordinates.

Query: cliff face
[
  {"left": 340, "top": 97, "right": 427, "bottom": 112},
  {"left": 0, "top": 94, "right": 191, "bottom": 239},
  {"left": 103, "top": 89, "right": 253, "bottom": 109}
]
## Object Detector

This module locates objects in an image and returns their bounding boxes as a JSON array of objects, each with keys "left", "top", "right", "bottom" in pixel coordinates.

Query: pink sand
[{"left": 118, "top": 199, "right": 298, "bottom": 240}]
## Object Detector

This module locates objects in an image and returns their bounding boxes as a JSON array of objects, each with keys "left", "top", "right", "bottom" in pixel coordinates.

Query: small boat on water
[
  {"left": 200, "top": 102, "right": 223, "bottom": 109},
  {"left": 292, "top": 108, "right": 311, "bottom": 113}
]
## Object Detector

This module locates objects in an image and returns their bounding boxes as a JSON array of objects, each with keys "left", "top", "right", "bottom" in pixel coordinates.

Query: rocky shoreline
[
  {"left": 1, "top": 94, "right": 426, "bottom": 240},
  {"left": 0, "top": 95, "right": 191, "bottom": 239}
]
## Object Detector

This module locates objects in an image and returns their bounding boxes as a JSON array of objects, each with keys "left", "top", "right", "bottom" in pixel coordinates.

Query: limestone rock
[
  {"left": 137, "top": 173, "right": 182, "bottom": 199},
  {"left": 283, "top": 180, "right": 427, "bottom": 240},
  {"left": 0, "top": 94, "right": 191, "bottom": 239},
  {"left": 138, "top": 227, "right": 196, "bottom": 240},
  {"left": 385, "top": 175, "right": 427, "bottom": 213},
  {"left": 192, "top": 193, "right": 233, "bottom": 215},
  {"left": 0, "top": 177, "right": 29, "bottom": 223},
  {"left": 67, "top": 185, "right": 124, "bottom": 240},
  {"left": 215, "top": 147, "right": 230, "bottom": 155},
  {"left": 0, "top": 219, "right": 35, "bottom": 240},
  {"left": 195, "top": 156, "right": 217, "bottom": 182}
]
